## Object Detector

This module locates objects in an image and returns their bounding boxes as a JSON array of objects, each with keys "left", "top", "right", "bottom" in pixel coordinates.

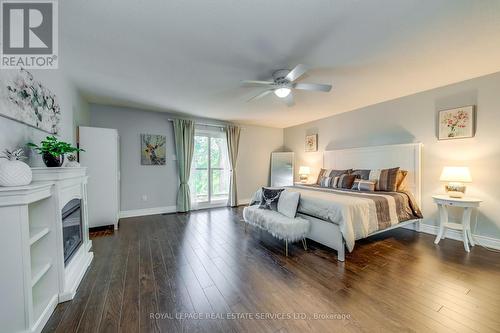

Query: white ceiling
[{"left": 61, "top": 0, "right": 500, "bottom": 128}]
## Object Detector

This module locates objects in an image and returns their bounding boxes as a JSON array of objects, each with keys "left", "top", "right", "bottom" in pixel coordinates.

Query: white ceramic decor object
[
  {"left": 0, "top": 149, "right": 32, "bottom": 186},
  {"left": 65, "top": 154, "right": 81, "bottom": 167}
]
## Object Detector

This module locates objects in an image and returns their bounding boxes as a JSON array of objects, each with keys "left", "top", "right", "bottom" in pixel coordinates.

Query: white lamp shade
[
  {"left": 298, "top": 166, "right": 311, "bottom": 175},
  {"left": 440, "top": 167, "right": 472, "bottom": 183}
]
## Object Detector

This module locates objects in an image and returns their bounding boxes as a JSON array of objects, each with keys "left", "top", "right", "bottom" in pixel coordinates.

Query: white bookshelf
[
  {"left": 0, "top": 183, "right": 59, "bottom": 333},
  {"left": 29, "top": 227, "right": 50, "bottom": 245}
]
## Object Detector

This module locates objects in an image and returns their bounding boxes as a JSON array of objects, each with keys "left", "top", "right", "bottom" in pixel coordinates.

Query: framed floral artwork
[
  {"left": 438, "top": 106, "right": 475, "bottom": 140},
  {"left": 305, "top": 134, "right": 318, "bottom": 152},
  {"left": 0, "top": 69, "right": 60, "bottom": 134}
]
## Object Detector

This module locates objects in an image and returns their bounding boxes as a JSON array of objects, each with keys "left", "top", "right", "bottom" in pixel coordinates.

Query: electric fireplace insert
[{"left": 62, "top": 199, "right": 83, "bottom": 266}]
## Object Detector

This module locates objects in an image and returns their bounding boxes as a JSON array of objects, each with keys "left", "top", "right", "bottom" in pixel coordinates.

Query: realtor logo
[{"left": 1, "top": 0, "right": 58, "bottom": 69}]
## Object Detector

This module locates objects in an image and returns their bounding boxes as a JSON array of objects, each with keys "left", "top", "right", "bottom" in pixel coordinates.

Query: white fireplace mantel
[
  {"left": 0, "top": 167, "right": 94, "bottom": 332},
  {"left": 31, "top": 167, "right": 93, "bottom": 302}
]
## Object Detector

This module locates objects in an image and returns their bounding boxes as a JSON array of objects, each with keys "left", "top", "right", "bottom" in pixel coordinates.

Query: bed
[{"left": 289, "top": 143, "right": 423, "bottom": 261}]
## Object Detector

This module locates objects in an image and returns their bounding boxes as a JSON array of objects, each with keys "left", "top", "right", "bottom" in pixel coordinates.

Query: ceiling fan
[{"left": 241, "top": 64, "right": 332, "bottom": 106}]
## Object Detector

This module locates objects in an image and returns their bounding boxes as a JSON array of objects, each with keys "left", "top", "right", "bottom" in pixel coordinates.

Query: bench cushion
[{"left": 243, "top": 205, "right": 310, "bottom": 242}]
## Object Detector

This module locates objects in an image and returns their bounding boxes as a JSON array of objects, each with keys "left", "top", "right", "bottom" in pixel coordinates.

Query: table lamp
[
  {"left": 298, "top": 166, "right": 311, "bottom": 183},
  {"left": 440, "top": 166, "right": 472, "bottom": 198}
]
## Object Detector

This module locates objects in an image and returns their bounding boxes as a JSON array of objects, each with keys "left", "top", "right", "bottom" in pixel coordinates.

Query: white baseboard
[
  {"left": 119, "top": 206, "right": 176, "bottom": 219},
  {"left": 417, "top": 222, "right": 500, "bottom": 250},
  {"left": 238, "top": 198, "right": 251, "bottom": 206}
]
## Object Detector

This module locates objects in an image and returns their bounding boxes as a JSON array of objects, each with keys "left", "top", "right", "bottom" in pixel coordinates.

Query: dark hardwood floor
[{"left": 43, "top": 207, "right": 500, "bottom": 333}]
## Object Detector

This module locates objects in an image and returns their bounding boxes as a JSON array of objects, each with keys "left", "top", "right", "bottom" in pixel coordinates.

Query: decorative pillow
[
  {"left": 329, "top": 169, "right": 351, "bottom": 177},
  {"left": 316, "top": 169, "right": 328, "bottom": 184},
  {"left": 352, "top": 179, "right": 376, "bottom": 191},
  {"left": 330, "top": 176, "right": 340, "bottom": 188},
  {"left": 332, "top": 174, "right": 356, "bottom": 189},
  {"left": 249, "top": 188, "right": 263, "bottom": 206},
  {"left": 319, "top": 176, "right": 332, "bottom": 188},
  {"left": 371, "top": 167, "right": 400, "bottom": 191},
  {"left": 350, "top": 169, "right": 371, "bottom": 180},
  {"left": 316, "top": 168, "right": 351, "bottom": 184},
  {"left": 396, "top": 170, "right": 408, "bottom": 191},
  {"left": 259, "top": 187, "right": 284, "bottom": 211},
  {"left": 277, "top": 190, "right": 300, "bottom": 218},
  {"left": 368, "top": 169, "right": 380, "bottom": 183}
]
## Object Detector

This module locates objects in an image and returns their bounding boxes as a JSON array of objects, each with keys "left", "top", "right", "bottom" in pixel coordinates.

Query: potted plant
[
  {"left": 0, "top": 148, "right": 32, "bottom": 186},
  {"left": 28, "top": 136, "right": 84, "bottom": 167}
]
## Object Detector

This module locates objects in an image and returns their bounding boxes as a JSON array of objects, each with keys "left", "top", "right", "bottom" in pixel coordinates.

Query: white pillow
[
  {"left": 277, "top": 190, "right": 300, "bottom": 218},
  {"left": 368, "top": 169, "right": 381, "bottom": 189},
  {"left": 250, "top": 188, "right": 262, "bottom": 205}
]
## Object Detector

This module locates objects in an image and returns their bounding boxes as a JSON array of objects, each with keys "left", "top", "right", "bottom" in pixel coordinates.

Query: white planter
[{"left": 0, "top": 159, "right": 33, "bottom": 186}]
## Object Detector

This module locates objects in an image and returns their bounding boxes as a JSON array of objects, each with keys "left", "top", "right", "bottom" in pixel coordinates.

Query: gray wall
[
  {"left": 89, "top": 105, "right": 178, "bottom": 212},
  {"left": 0, "top": 69, "right": 89, "bottom": 166},
  {"left": 237, "top": 124, "right": 285, "bottom": 202},
  {"left": 89, "top": 104, "right": 284, "bottom": 212},
  {"left": 284, "top": 71, "right": 500, "bottom": 240}
]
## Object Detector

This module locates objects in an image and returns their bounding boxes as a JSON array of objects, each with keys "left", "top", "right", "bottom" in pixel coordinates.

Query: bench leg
[
  {"left": 285, "top": 239, "right": 288, "bottom": 257},
  {"left": 337, "top": 243, "right": 345, "bottom": 262},
  {"left": 302, "top": 238, "right": 308, "bottom": 251}
]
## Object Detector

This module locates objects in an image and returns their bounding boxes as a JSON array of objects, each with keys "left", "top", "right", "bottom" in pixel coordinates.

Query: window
[{"left": 190, "top": 127, "right": 230, "bottom": 207}]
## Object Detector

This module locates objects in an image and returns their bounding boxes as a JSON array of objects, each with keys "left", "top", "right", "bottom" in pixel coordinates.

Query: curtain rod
[{"left": 167, "top": 118, "right": 242, "bottom": 129}]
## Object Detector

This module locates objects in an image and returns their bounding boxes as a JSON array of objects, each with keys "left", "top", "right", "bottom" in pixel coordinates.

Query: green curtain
[
  {"left": 173, "top": 119, "right": 195, "bottom": 212},
  {"left": 225, "top": 125, "right": 241, "bottom": 207}
]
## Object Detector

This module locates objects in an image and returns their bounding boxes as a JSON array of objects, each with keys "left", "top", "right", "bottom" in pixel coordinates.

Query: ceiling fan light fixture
[{"left": 274, "top": 87, "right": 291, "bottom": 98}]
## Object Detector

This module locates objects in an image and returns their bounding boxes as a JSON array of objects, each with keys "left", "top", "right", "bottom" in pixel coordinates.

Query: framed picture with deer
[{"left": 141, "top": 134, "right": 166, "bottom": 165}]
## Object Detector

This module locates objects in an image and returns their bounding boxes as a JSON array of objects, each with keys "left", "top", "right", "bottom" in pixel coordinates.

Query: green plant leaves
[{"left": 27, "top": 136, "right": 85, "bottom": 157}]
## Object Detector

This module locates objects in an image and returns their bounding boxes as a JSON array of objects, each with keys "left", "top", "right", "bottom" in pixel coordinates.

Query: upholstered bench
[{"left": 243, "top": 205, "right": 310, "bottom": 256}]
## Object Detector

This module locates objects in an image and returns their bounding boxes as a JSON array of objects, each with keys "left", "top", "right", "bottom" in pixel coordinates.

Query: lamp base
[
  {"left": 445, "top": 183, "right": 466, "bottom": 198},
  {"left": 299, "top": 175, "right": 308, "bottom": 183}
]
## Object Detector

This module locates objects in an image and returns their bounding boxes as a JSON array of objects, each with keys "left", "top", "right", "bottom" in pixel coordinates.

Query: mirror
[{"left": 270, "top": 152, "right": 294, "bottom": 187}]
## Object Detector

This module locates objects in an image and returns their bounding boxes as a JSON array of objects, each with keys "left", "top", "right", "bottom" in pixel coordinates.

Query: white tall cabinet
[{"left": 78, "top": 126, "right": 120, "bottom": 229}]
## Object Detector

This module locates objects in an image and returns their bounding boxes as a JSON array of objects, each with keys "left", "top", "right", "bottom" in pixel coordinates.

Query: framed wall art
[
  {"left": 0, "top": 69, "right": 60, "bottom": 134},
  {"left": 141, "top": 134, "right": 166, "bottom": 165},
  {"left": 438, "top": 106, "right": 475, "bottom": 140},
  {"left": 305, "top": 134, "right": 318, "bottom": 152}
]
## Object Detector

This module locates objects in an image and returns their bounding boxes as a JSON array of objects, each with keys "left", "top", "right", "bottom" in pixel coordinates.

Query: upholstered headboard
[{"left": 323, "top": 143, "right": 422, "bottom": 206}]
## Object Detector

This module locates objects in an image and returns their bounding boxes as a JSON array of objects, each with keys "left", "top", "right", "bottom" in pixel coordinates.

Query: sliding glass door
[{"left": 191, "top": 128, "right": 230, "bottom": 207}]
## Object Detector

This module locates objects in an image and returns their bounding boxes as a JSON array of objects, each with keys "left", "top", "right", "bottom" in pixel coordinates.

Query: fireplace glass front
[{"left": 62, "top": 199, "right": 83, "bottom": 266}]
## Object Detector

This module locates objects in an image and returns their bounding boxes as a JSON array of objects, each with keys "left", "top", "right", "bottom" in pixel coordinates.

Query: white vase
[
  {"left": 0, "top": 159, "right": 33, "bottom": 186},
  {"left": 65, "top": 161, "right": 80, "bottom": 167}
]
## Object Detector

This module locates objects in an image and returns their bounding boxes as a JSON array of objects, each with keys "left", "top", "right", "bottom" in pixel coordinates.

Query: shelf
[
  {"left": 31, "top": 261, "right": 52, "bottom": 287},
  {"left": 29, "top": 227, "right": 50, "bottom": 246},
  {"left": 445, "top": 222, "right": 464, "bottom": 230}
]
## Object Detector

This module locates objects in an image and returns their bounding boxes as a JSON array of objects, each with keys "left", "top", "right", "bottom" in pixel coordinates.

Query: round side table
[{"left": 432, "top": 195, "right": 482, "bottom": 252}]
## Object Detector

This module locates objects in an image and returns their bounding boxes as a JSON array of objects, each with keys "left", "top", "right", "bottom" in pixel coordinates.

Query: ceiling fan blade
[
  {"left": 285, "top": 64, "right": 308, "bottom": 82},
  {"left": 241, "top": 80, "right": 274, "bottom": 87},
  {"left": 283, "top": 93, "right": 294, "bottom": 107},
  {"left": 293, "top": 82, "right": 332, "bottom": 92},
  {"left": 247, "top": 89, "right": 273, "bottom": 102}
]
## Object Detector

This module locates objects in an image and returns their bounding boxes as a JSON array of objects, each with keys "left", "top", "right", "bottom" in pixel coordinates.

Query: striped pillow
[
  {"left": 370, "top": 167, "right": 400, "bottom": 191},
  {"left": 316, "top": 168, "right": 351, "bottom": 184},
  {"left": 332, "top": 174, "right": 356, "bottom": 189},
  {"left": 316, "top": 169, "right": 328, "bottom": 184},
  {"left": 319, "top": 176, "right": 332, "bottom": 188},
  {"left": 352, "top": 179, "right": 376, "bottom": 191},
  {"left": 331, "top": 176, "right": 340, "bottom": 188}
]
